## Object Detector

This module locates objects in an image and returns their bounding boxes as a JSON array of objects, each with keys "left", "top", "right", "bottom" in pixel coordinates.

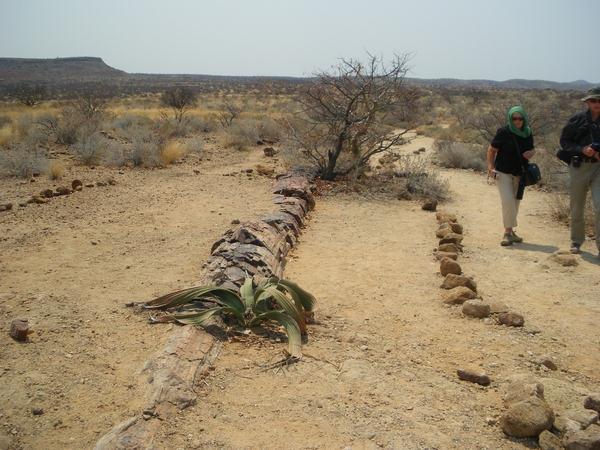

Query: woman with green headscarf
[{"left": 487, "top": 106, "right": 536, "bottom": 246}]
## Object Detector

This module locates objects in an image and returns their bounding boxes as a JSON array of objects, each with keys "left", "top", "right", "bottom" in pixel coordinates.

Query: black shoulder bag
[{"left": 512, "top": 134, "right": 541, "bottom": 200}]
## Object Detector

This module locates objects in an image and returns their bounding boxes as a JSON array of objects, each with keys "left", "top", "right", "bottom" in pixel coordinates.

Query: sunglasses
[
  {"left": 588, "top": 99, "right": 600, "bottom": 104},
  {"left": 512, "top": 117, "right": 524, "bottom": 121}
]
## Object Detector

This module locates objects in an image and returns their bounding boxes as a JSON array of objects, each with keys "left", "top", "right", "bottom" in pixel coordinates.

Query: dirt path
[{"left": 1, "top": 138, "right": 599, "bottom": 450}]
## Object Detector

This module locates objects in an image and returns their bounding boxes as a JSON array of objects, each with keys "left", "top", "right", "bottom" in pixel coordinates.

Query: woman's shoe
[
  {"left": 511, "top": 232, "right": 523, "bottom": 243},
  {"left": 501, "top": 233, "right": 513, "bottom": 246}
]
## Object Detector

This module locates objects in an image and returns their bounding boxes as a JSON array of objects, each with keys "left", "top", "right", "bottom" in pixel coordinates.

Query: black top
[
  {"left": 490, "top": 126, "right": 534, "bottom": 176},
  {"left": 559, "top": 110, "right": 600, "bottom": 154}
]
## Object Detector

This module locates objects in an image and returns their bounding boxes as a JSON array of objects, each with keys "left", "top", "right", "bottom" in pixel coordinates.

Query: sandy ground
[{"left": 0, "top": 136, "right": 599, "bottom": 450}]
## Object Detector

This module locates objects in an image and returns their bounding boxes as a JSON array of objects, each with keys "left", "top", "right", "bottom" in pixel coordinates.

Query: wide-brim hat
[{"left": 582, "top": 86, "right": 600, "bottom": 101}]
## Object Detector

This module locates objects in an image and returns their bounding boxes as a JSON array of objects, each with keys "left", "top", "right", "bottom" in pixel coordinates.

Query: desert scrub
[
  {"left": 37, "top": 109, "right": 83, "bottom": 146},
  {"left": 0, "top": 144, "right": 48, "bottom": 178},
  {"left": 160, "top": 140, "right": 185, "bottom": 164},
  {"left": 69, "top": 129, "right": 107, "bottom": 166},
  {"left": 47, "top": 159, "right": 67, "bottom": 180},
  {"left": 394, "top": 154, "right": 451, "bottom": 202},
  {"left": 433, "top": 140, "right": 487, "bottom": 172},
  {"left": 100, "top": 140, "right": 127, "bottom": 167},
  {"left": 547, "top": 191, "right": 595, "bottom": 234},
  {"left": 219, "top": 121, "right": 260, "bottom": 151},
  {"left": 184, "top": 136, "right": 204, "bottom": 154},
  {"left": 0, "top": 124, "right": 12, "bottom": 147},
  {"left": 126, "top": 127, "right": 161, "bottom": 167},
  {"left": 0, "top": 115, "right": 12, "bottom": 129},
  {"left": 109, "top": 113, "right": 153, "bottom": 129}
]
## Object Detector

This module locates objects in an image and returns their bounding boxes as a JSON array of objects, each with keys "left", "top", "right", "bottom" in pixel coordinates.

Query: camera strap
[{"left": 511, "top": 133, "right": 526, "bottom": 176}]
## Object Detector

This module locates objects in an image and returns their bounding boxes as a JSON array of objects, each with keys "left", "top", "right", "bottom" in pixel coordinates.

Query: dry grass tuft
[
  {"left": 547, "top": 191, "right": 596, "bottom": 235},
  {"left": 0, "top": 125, "right": 13, "bottom": 147},
  {"left": 160, "top": 141, "right": 186, "bottom": 164},
  {"left": 47, "top": 159, "right": 67, "bottom": 180}
]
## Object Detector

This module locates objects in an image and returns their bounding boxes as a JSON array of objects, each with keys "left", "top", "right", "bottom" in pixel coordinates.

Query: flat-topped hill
[{"left": 0, "top": 57, "right": 128, "bottom": 81}]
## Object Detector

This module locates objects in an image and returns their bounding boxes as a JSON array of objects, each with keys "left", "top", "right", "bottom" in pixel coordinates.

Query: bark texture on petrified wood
[{"left": 273, "top": 174, "right": 316, "bottom": 211}]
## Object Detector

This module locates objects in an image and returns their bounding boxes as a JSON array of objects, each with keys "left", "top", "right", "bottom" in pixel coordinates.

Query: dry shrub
[
  {"left": 279, "top": 143, "right": 309, "bottom": 169},
  {"left": 47, "top": 159, "right": 66, "bottom": 180},
  {"left": 160, "top": 141, "right": 185, "bottom": 164},
  {"left": 219, "top": 121, "right": 259, "bottom": 151},
  {"left": 100, "top": 140, "right": 127, "bottom": 167},
  {"left": 127, "top": 128, "right": 161, "bottom": 167},
  {"left": 547, "top": 191, "right": 596, "bottom": 234},
  {"left": 434, "top": 140, "right": 487, "bottom": 172},
  {"left": 69, "top": 129, "right": 106, "bottom": 166},
  {"left": 393, "top": 155, "right": 452, "bottom": 202},
  {"left": 0, "top": 145, "right": 48, "bottom": 178},
  {"left": 187, "top": 115, "right": 219, "bottom": 133},
  {"left": 156, "top": 118, "right": 191, "bottom": 138},
  {"left": 0, "top": 125, "right": 13, "bottom": 147},
  {"left": 547, "top": 192, "right": 571, "bottom": 224},
  {"left": 110, "top": 113, "right": 153, "bottom": 129},
  {"left": 185, "top": 136, "right": 204, "bottom": 154},
  {"left": 532, "top": 145, "right": 570, "bottom": 191}
]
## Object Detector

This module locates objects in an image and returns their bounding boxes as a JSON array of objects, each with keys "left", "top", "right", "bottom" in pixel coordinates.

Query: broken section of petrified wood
[
  {"left": 95, "top": 325, "right": 220, "bottom": 450},
  {"left": 273, "top": 175, "right": 315, "bottom": 211},
  {"left": 10, "top": 318, "right": 30, "bottom": 341}
]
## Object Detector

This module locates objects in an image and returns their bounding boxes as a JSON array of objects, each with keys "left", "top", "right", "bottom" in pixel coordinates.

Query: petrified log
[
  {"left": 97, "top": 171, "right": 315, "bottom": 449},
  {"left": 273, "top": 175, "right": 315, "bottom": 211},
  {"left": 211, "top": 221, "right": 291, "bottom": 258},
  {"left": 95, "top": 326, "right": 220, "bottom": 450},
  {"left": 273, "top": 195, "right": 307, "bottom": 225}
]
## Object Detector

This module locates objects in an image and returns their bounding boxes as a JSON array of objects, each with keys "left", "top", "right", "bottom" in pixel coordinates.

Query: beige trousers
[
  {"left": 569, "top": 161, "right": 600, "bottom": 249},
  {"left": 496, "top": 172, "right": 521, "bottom": 229}
]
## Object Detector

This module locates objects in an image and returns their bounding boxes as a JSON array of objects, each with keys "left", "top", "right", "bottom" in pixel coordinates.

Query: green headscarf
[{"left": 507, "top": 105, "right": 532, "bottom": 138}]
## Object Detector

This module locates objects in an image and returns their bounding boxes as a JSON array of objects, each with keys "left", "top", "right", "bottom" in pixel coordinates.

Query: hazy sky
[{"left": 1, "top": 0, "right": 599, "bottom": 83}]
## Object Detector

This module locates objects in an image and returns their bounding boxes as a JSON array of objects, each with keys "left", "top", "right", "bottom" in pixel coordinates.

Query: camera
[{"left": 592, "top": 142, "right": 600, "bottom": 152}]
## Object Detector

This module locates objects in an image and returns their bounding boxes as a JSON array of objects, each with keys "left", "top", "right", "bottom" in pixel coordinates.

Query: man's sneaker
[
  {"left": 511, "top": 232, "right": 523, "bottom": 243},
  {"left": 570, "top": 243, "right": 581, "bottom": 254},
  {"left": 501, "top": 233, "right": 513, "bottom": 246}
]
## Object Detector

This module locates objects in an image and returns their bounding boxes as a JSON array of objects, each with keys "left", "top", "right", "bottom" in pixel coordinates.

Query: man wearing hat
[{"left": 559, "top": 86, "right": 600, "bottom": 257}]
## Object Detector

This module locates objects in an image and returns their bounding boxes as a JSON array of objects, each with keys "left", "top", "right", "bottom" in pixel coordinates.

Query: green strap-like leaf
[
  {"left": 212, "top": 290, "right": 246, "bottom": 313},
  {"left": 275, "top": 278, "right": 318, "bottom": 313},
  {"left": 252, "top": 311, "right": 302, "bottom": 358},
  {"left": 256, "top": 285, "right": 306, "bottom": 332},
  {"left": 163, "top": 306, "right": 246, "bottom": 327},
  {"left": 239, "top": 277, "right": 255, "bottom": 309},
  {"left": 144, "top": 285, "right": 244, "bottom": 312}
]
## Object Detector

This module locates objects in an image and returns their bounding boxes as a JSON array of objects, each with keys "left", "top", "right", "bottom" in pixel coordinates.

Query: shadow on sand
[{"left": 507, "top": 242, "right": 559, "bottom": 254}]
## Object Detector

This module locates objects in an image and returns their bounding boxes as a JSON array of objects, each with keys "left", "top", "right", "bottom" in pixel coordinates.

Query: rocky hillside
[
  {"left": 405, "top": 77, "right": 596, "bottom": 91},
  {"left": 0, "top": 57, "right": 128, "bottom": 81}
]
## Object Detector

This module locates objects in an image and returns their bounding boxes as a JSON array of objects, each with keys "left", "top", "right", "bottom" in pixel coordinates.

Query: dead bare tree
[
  {"left": 217, "top": 101, "right": 245, "bottom": 128},
  {"left": 285, "top": 52, "right": 415, "bottom": 181},
  {"left": 7, "top": 82, "right": 47, "bottom": 107},
  {"left": 72, "top": 85, "right": 111, "bottom": 123},
  {"left": 160, "top": 87, "right": 198, "bottom": 123}
]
